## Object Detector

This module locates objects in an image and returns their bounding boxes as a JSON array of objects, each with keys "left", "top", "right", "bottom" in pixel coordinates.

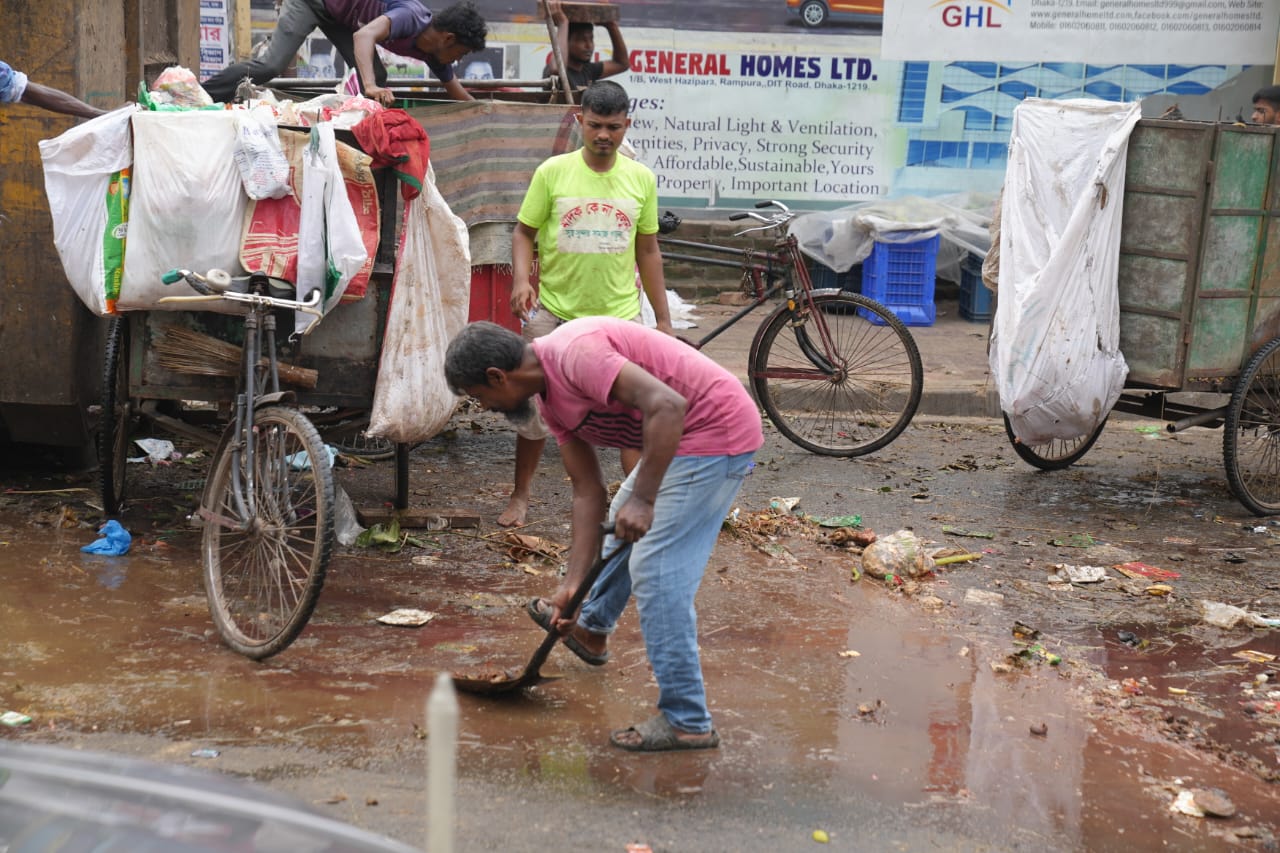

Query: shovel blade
[{"left": 451, "top": 667, "right": 560, "bottom": 695}]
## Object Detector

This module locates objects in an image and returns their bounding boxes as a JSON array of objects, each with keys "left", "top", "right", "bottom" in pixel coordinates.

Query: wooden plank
[
  {"left": 355, "top": 508, "right": 482, "bottom": 530},
  {"left": 536, "top": 1, "right": 619, "bottom": 24}
]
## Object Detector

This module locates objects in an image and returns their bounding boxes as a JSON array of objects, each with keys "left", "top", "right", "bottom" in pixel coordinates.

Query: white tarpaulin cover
[
  {"left": 788, "top": 193, "right": 996, "bottom": 285},
  {"left": 989, "top": 98, "right": 1141, "bottom": 444}
]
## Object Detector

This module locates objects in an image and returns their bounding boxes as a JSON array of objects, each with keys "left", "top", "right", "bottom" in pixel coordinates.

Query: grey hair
[{"left": 444, "top": 321, "right": 527, "bottom": 393}]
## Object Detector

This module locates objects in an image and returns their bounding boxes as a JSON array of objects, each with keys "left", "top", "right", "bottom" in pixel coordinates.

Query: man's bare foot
[{"left": 498, "top": 495, "right": 529, "bottom": 527}]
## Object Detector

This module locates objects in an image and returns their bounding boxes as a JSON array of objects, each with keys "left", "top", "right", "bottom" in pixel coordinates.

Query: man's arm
[
  {"left": 543, "top": 0, "right": 570, "bottom": 73},
  {"left": 548, "top": 438, "right": 609, "bottom": 630},
  {"left": 353, "top": 15, "right": 397, "bottom": 106},
  {"left": 440, "top": 76, "right": 474, "bottom": 101},
  {"left": 598, "top": 22, "right": 630, "bottom": 78},
  {"left": 607, "top": 362, "right": 686, "bottom": 540},
  {"left": 21, "top": 82, "right": 105, "bottom": 119},
  {"left": 635, "top": 232, "right": 673, "bottom": 335},
  {"left": 510, "top": 221, "right": 540, "bottom": 321}
]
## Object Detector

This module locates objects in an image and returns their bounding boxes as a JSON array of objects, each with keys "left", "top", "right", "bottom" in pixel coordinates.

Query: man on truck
[{"left": 201, "top": 0, "right": 488, "bottom": 105}]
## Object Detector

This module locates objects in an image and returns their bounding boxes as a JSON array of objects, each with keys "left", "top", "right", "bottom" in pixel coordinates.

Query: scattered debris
[
  {"left": 1144, "top": 584, "right": 1174, "bottom": 596},
  {"left": 838, "top": 650, "right": 861, "bottom": 658},
  {"left": 501, "top": 532, "right": 565, "bottom": 563},
  {"left": 1114, "top": 561, "right": 1181, "bottom": 581},
  {"left": 817, "top": 514, "right": 862, "bottom": 529},
  {"left": 1029, "top": 722, "right": 1048, "bottom": 737},
  {"left": 1049, "top": 533, "right": 1097, "bottom": 548},
  {"left": 862, "top": 530, "right": 935, "bottom": 580},
  {"left": 376, "top": 609, "right": 438, "bottom": 627},
  {"left": 1200, "top": 600, "right": 1280, "bottom": 630},
  {"left": 80, "top": 519, "right": 132, "bottom": 556},
  {"left": 1012, "top": 621, "right": 1040, "bottom": 640},
  {"left": 964, "top": 588, "right": 1005, "bottom": 607},
  {"left": 811, "top": 830, "right": 830, "bottom": 844},
  {"left": 941, "top": 525, "right": 994, "bottom": 539},
  {"left": 0, "top": 711, "right": 32, "bottom": 727},
  {"left": 190, "top": 748, "right": 220, "bottom": 759},
  {"left": 1233, "top": 650, "right": 1276, "bottom": 664},
  {"left": 1051, "top": 564, "right": 1107, "bottom": 584}
]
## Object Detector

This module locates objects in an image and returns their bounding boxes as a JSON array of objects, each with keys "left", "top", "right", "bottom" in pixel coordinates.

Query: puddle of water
[{"left": 2, "top": 509, "right": 1277, "bottom": 849}]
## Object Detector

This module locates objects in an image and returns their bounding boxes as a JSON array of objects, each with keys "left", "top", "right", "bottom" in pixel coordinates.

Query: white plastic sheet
[
  {"left": 39, "top": 107, "right": 135, "bottom": 316},
  {"left": 788, "top": 193, "right": 997, "bottom": 284},
  {"left": 988, "top": 98, "right": 1141, "bottom": 444},
  {"left": 368, "top": 164, "right": 471, "bottom": 444},
  {"left": 118, "top": 110, "right": 247, "bottom": 313}
]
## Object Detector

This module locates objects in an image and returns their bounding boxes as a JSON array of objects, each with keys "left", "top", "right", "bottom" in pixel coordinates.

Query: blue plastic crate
[
  {"left": 959, "top": 254, "right": 994, "bottom": 322},
  {"left": 858, "top": 235, "right": 939, "bottom": 327},
  {"left": 808, "top": 260, "right": 861, "bottom": 294}
]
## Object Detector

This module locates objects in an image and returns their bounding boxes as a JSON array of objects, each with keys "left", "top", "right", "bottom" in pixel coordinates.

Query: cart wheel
[
  {"left": 1003, "top": 413, "right": 1106, "bottom": 471},
  {"left": 331, "top": 429, "right": 396, "bottom": 461},
  {"left": 1224, "top": 336, "right": 1280, "bottom": 515},
  {"left": 99, "top": 317, "right": 132, "bottom": 516}
]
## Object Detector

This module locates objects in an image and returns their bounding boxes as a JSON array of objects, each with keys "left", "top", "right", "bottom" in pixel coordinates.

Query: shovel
[{"left": 453, "top": 524, "right": 628, "bottom": 696}]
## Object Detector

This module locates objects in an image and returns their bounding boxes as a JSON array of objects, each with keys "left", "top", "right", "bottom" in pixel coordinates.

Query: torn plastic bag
[
  {"left": 989, "top": 98, "right": 1140, "bottom": 444},
  {"left": 368, "top": 163, "right": 470, "bottom": 444}
]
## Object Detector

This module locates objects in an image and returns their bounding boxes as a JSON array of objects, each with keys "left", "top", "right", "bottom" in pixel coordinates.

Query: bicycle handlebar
[{"left": 158, "top": 269, "right": 323, "bottom": 317}]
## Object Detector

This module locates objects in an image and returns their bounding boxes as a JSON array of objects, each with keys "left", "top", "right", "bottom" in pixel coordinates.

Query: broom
[{"left": 154, "top": 327, "right": 319, "bottom": 389}]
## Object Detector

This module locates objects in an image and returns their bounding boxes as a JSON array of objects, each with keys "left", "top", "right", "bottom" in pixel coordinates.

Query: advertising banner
[
  {"left": 199, "top": 0, "right": 232, "bottom": 79},
  {"left": 882, "top": 0, "right": 1279, "bottom": 65}
]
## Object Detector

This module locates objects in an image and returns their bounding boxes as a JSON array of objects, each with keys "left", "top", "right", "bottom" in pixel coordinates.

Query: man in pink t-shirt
[{"left": 445, "top": 318, "right": 762, "bottom": 752}]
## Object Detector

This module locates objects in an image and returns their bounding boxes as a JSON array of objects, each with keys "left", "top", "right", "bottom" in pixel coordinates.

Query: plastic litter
[
  {"left": 0, "top": 711, "right": 32, "bottom": 727},
  {"left": 861, "top": 530, "right": 935, "bottom": 580},
  {"left": 333, "top": 483, "right": 365, "bottom": 546},
  {"left": 1051, "top": 564, "right": 1107, "bottom": 584},
  {"left": 1200, "top": 600, "right": 1280, "bottom": 630},
  {"left": 376, "top": 608, "right": 438, "bottom": 627},
  {"left": 287, "top": 445, "right": 338, "bottom": 471},
  {"left": 964, "top": 588, "right": 1005, "bottom": 607},
  {"left": 81, "top": 520, "right": 131, "bottom": 556},
  {"left": 129, "top": 438, "right": 177, "bottom": 464},
  {"left": 190, "top": 748, "right": 220, "bottom": 759}
]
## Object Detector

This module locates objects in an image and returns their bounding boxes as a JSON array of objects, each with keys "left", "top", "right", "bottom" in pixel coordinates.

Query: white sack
[
  {"left": 39, "top": 106, "right": 135, "bottom": 316},
  {"left": 988, "top": 98, "right": 1141, "bottom": 444},
  {"left": 118, "top": 110, "right": 247, "bottom": 313},
  {"left": 368, "top": 165, "right": 470, "bottom": 443}
]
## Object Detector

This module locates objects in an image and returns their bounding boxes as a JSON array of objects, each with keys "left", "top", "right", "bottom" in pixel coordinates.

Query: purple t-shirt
[
  {"left": 530, "top": 317, "right": 764, "bottom": 457},
  {"left": 324, "top": 0, "right": 454, "bottom": 82}
]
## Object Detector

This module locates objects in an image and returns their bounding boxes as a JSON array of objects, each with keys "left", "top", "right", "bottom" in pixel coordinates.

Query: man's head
[
  {"left": 417, "top": 1, "right": 488, "bottom": 65},
  {"left": 577, "top": 80, "right": 630, "bottom": 160},
  {"left": 1252, "top": 85, "right": 1280, "bottom": 125},
  {"left": 444, "top": 322, "right": 538, "bottom": 425},
  {"left": 566, "top": 21, "right": 596, "bottom": 65}
]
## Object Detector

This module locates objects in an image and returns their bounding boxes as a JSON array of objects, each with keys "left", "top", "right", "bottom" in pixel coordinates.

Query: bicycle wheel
[
  {"left": 201, "top": 405, "right": 335, "bottom": 659},
  {"left": 750, "top": 292, "right": 922, "bottom": 456},
  {"left": 1003, "top": 413, "right": 1106, "bottom": 471},
  {"left": 99, "top": 317, "right": 132, "bottom": 516},
  {"left": 1224, "top": 336, "right": 1280, "bottom": 515}
]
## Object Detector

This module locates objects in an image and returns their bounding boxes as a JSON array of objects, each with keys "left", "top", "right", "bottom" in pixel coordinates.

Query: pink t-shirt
[{"left": 530, "top": 318, "right": 764, "bottom": 456}]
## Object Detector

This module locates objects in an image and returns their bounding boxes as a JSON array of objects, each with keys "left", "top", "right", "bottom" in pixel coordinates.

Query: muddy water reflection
[{"left": 2, "top": 505, "right": 1275, "bottom": 849}]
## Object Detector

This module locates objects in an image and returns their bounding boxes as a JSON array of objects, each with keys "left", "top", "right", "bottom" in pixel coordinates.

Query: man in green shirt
[{"left": 502, "top": 80, "right": 672, "bottom": 527}]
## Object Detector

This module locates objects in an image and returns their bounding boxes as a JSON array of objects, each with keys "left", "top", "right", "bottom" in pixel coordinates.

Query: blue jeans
[{"left": 579, "top": 452, "right": 754, "bottom": 734}]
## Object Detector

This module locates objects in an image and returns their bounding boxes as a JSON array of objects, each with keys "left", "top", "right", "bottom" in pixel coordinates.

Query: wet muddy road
[{"left": 2, "top": 414, "right": 1279, "bottom": 851}]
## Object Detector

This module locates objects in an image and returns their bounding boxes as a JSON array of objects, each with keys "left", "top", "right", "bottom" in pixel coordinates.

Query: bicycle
[
  {"left": 659, "top": 201, "right": 923, "bottom": 456},
  {"left": 159, "top": 268, "right": 336, "bottom": 659}
]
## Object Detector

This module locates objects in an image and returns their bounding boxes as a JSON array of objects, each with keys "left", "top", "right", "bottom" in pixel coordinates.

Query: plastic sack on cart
[
  {"left": 989, "top": 98, "right": 1141, "bottom": 444},
  {"left": 368, "top": 164, "right": 470, "bottom": 444},
  {"left": 233, "top": 105, "right": 292, "bottom": 200},
  {"left": 117, "top": 110, "right": 248, "bottom": 314},
  {"left": 788, "top": 193, "right": 996, "bottom": 284},
  {"left": 39, "top": 106, "right": 135, "bottom": 316},
  {"left": 293, "top": 122, "right": 369, "bottom": 336},
  {"left": 240, "top": 127, "right": 379, "bottom": 307}
]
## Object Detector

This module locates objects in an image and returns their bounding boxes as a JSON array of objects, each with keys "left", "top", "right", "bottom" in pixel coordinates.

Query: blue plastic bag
[{"left": 81, "top": 519, "right": 132, "bottom": 556}]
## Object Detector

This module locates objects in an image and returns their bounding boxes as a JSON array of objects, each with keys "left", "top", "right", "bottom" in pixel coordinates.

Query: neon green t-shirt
[{"left": 516, "top": 150, "right": 659, "bottom": 321}]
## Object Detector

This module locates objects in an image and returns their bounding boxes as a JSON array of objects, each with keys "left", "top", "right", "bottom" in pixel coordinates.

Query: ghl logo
[{"left": 932, "top": 0, "right": 1013, "bottom": 28}]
